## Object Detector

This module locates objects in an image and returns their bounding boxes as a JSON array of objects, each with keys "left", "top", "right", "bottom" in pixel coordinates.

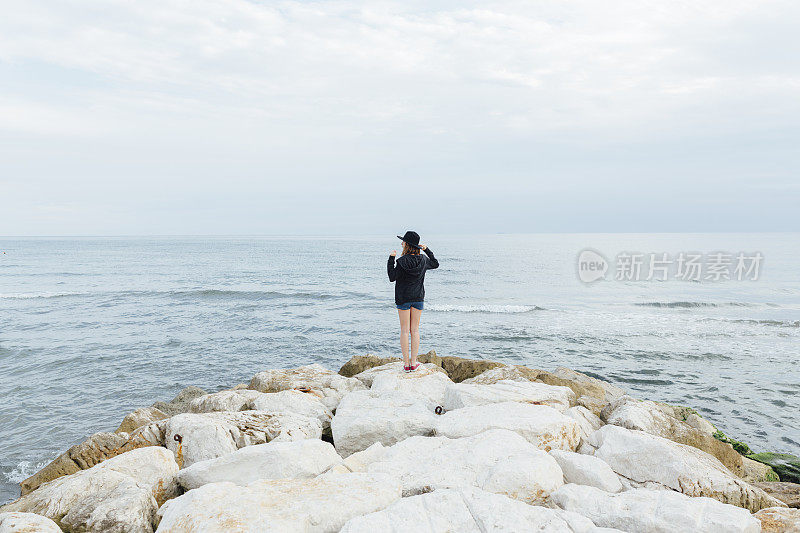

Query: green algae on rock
[
  {"left": 748, "top": 453, "right": 800, "bottom": 484},
  {"left": 713, "top": 430, "right": 754, "bottom": 456}
]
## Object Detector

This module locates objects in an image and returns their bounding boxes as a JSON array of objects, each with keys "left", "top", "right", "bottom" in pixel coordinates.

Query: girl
[{"left": 387, "top": 231, "right": 439, "bottom": 372}]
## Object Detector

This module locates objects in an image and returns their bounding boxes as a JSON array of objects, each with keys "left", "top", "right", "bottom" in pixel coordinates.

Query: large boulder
[
  {"left": 564, "top": 406, "right": 604, "bottom": 446},
  {"left": 164, "top": 411, "right": 322, "bottom": 467},
  {"left": 416, "top": 351, "right": 506, "bottom": 383},
  {"left": 549, "top": 450, "right": 623, "bottom": 493},
  {"left": 331, "top": 389, "right": 437, "bottom": 457},
  {"left": 249, "top": 390, "right": 333, "bottom": 430},
  {"left": 339, "top": 487, "right": 598, "bottom": 533},
  {"left": 331, "top": 443, "right": 388, "bottom": 474},
  {"left": 576, "top": 396, "right": 608, "bottom": 417},
  {"left": 190, "top": 389, "right": 333, "bottom": 431},
  {"left": 443, "top": 380, "right": 574, "bottom": 412},
  {"left": 742, "top": 456, "right": 781, "bottom": 483},
  {"left": 156, "top": 473, "right": 401, "bottom": 532},
  {"left": 339, "top": 354, "right": 401, "bottom": 378},
  {"left": 754, "top": 507, "right": 800, "bottom": 532},
  {"left": 248, "top": 363, "right": 365, "bottom": 411},
  {"left": 1, "top": 447, "right": 179, "bottom": 532},
  {"left": 470, "top": 365, "right": 625, "bottom": 414},
  {"left": 364, "top": 429, "right": 564, "bottom": 503},
  {"left": 368, "top": 363, "right": 452, "bottom": 408},
  {"left": 341, "top": 352, "right": 505, "bottom": 384},
  {"left": 583, "top": 424, "right": 786, "bottom": 512},
  {"left": 19, "top": 430, "right": 157, "bottom": 496},
  {"left": 151, "top": 386, "right": 208, "bottom": 416},
  {"left": 462, "top": 364, "right": 544, "bottom": 385},
  {"left": 667, "top": 405, "right": 717, "bottom": 435},
  {"left": 0, "top": 512, "right": 62, "bottom": 532},
  {"left": 188, "top": 389, "right": 263, "bottom": 412},
  {"left": 435, "top": 401, "right": 581, "bottom": 451},
  {"left": 350, "top": 362, "right": 405, "bottom": 387},
  {"left": 177, "top": 439, "right": 342, "bottom": 490},
  {"left": 748, "top": 453, "right": 800, "bottom": 484},
  {"left": 753, "top": 482, "right": 800, "bottom": 508},
  {"left": 115, "top": 406, "right": 169, "bottom": 434},
  {"left": 544, "top": 367, "right": 626, "bottom": 404},
  {"left": 551, "top": 483, "right": 761, "bottom": 533},
  {"left": 601, "top": 396, "right": 744, "bottom": 476}
]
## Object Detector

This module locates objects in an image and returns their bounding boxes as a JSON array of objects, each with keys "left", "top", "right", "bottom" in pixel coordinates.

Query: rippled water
[{"left": 1, "top": 234, "right": 798, "bottom": 504}]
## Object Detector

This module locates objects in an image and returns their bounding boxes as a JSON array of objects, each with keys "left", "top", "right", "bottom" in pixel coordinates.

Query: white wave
[
  {"left": 0, "top": 292, "right": 84, "bottom": 299},
  {"left": 426, "top": 303, "right": 543, "bottom": 313},
  {"left": 3, "top": 460, "right": 47, "bottom": 483}
]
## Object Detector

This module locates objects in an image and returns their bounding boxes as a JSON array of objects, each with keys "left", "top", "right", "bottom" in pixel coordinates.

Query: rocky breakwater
[{"left": 0, "top": 353, "right": 798, "bottom": 532}]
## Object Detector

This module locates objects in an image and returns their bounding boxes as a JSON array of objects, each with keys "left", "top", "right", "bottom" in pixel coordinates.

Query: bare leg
[
  {"left": 410, "top": 307, "right": 422, "bottom": 366},
  {"left": 398, "top": 309, "right": 410, "bottom": 366}
]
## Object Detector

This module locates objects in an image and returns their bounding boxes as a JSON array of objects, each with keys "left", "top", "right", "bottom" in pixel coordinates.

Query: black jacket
[{"left": 387, "top": 248, "right": 439, "bottom": 305}]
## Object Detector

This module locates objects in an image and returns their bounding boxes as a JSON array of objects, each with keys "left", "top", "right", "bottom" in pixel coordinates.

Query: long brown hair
[{"left": 402, "top": 242, "right": 421, "bottom": 256}]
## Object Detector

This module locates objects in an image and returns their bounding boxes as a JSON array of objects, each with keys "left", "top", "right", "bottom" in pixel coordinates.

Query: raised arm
[
  {"left": 422, "top": 246, "right": 439, "bottom": 269},
  {"left": 387, "top": 251, "right": 398, "bottom": 281}
]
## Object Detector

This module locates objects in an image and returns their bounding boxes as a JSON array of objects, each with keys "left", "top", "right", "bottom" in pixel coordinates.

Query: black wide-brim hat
[{"left": 397, "top": 230, "right": 421, "bottom": 249}]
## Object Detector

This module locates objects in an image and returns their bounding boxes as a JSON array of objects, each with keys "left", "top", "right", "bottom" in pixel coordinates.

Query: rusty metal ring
[
  {"left": 434, "top": 406, "right": 444, "bottom": 415},
  {"left": 173, "top": 434, "right": 183, "bottom": 443}
]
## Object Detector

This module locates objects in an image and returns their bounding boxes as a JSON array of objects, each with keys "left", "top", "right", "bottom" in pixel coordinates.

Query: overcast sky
[{"left": 1, "top": 0, "right": 798, "bottom": 236}]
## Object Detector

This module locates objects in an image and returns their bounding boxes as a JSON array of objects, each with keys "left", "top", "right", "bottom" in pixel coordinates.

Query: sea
[{"left": 1, "top": 233, "right": 798, "bottom": 504}]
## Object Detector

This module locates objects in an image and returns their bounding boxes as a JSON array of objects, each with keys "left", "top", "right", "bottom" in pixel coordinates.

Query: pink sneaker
[
  {"left": 403, "top": 365, "right": 411, "bottom": 373},
  {"left": 410, "top": 363, "right": 421, "bottom": 371}
]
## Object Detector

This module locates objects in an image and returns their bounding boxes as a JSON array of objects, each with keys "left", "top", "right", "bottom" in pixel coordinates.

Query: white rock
[
  {"left": 600, "top": 396, "right": 745, "bottom": 476},
  {"left": 248, "top": 363, "right": 366, "bottom": 411},
  {"left": 366, "top": 429, "right": 564, "bottom": 503},
  {"left": 190, "top": 389, "right": 333, "bottom": 429},
  {"left": 551, "top": 483, "right": 761, "bottom": 533},
  {"left": 165, "top": 411, "right": 322, "bottom": 467},
  {"left": 129, "top": 419, "right": 168, "bottom": 447},
  {"left": 331, "top": 389, "right": 437, "bottom": 457},
  {"left": 115, "top": 406, "right": 169, "bottom": 434},
  {"left": 350, "top": 362, "right": 401, "bottom": 387},
  {"left": 436, "top": 402, "right": 581, "bottom": 451},
  {"left": 754, "top": 506, "right": 800, "bottom": 532},
  {"left": 549, "top": 450, "right": 623, "bottom": 493},
  {"left": 188, "top": 389, "right": 263, "bottom": 412},
  {"left": 462, "top": 365, "right": 542, "bottom": 385},
  {"left": 465, "top": 366, "right": 622, "bottom": 416},
  {"left": 165, "top": 413, "right": 235, "bottom": 467},
  {"left": 551, "top": 367, "right": 626, "bottom": 403},
  {"left": 443, "top": 380, "right": 574, "bottom": 412},
  {"left": 565, "top": 406, "right": 604, "bottom": 444},
  {"left": 248, "top": 390, "right": 333, "bottom": 429},
  {"left": 156, "top": 473, "right": 401, "bottom": 533},
  {"left": 2, "top": 447, "right": 178, "bottom": 532},
  {"left": 683, "top": 412, "right": 717, "bottom": 436},
  {"left": 585, "top": 424, "right": 784, "bottom": 512},
  {"left": 602, "top": 396, "right": 694, "bottom": 436},
  {"left": 353, "top": 361, "right": 444, "bottom": 387},
  {"left": 90, "top": 446, "right": 181, "bottom": 504},
  {"left": 177, "top": 439, "right": 342, "bottom": 490},
  {"left": 340, "top": 487, "right": 598, "bottom": 533},
  {"left": 370, "top": 364, "right": 453, "bottom": 408},
  {"left": 577, "top": 396, "right": 608, "bottom": 417},
  {"left": 0, "top": 512, "right": 62, "bottom": 532},
  {"left": 341, "top": 443, "right": 387, "bottom": 473}
]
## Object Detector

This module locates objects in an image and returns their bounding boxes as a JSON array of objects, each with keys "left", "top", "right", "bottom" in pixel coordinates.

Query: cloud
[{"left": 0, "top": 0, "right": 798, "bottom": 234}]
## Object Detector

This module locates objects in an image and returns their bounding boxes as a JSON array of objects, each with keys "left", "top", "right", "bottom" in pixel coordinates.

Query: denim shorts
[{"left": 396, "top": 301, "right": 424, "bottom": 310}]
